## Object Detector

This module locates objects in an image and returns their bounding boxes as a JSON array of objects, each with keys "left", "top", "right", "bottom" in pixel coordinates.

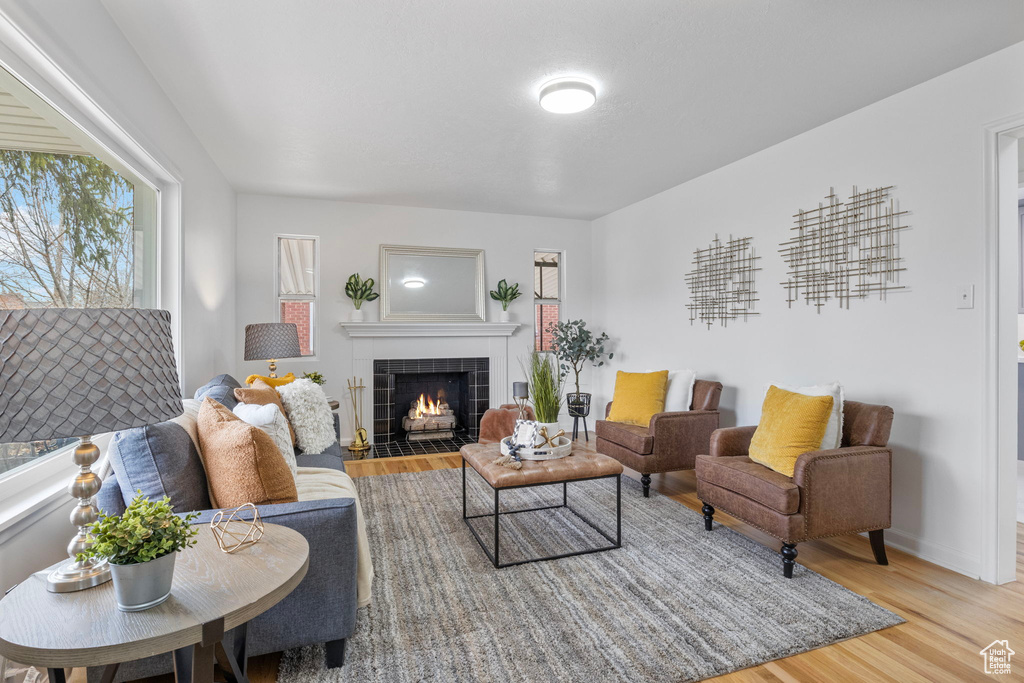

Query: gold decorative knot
[{"left": 210, "top": 503, "right": 264, "bottom": 553}]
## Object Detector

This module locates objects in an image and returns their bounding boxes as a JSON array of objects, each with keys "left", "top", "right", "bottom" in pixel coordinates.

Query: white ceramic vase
[
  {"left": 499, "top": 309, "right": 511, "bottom": 323},
  {"left": 536, "top": 420, "right": 561, "bottom": 442},
  {"left": 350, "top": 308, "right": 364, "bottom": 322}
]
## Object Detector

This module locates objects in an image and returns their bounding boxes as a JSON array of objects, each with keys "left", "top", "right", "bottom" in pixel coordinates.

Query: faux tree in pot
[
  {"left": 80, "top": 491, "right": 199, "bottom": 611},
  {"left": 345, "top": 273, "right": 379, "bottom": 322},
  {"left": 547, "top": 319, "right": 613, "bottom": 421},
  {"left": 523, "top": 351, "right": 563, "bottom": 435},
  {"left": 489, "top": 279, "right": 522, "bottom": 322}
]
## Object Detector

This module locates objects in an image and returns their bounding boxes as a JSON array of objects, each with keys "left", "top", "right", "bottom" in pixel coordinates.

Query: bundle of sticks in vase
[{"left": 402, "top": 393, "right": 457, "bottom": 441}]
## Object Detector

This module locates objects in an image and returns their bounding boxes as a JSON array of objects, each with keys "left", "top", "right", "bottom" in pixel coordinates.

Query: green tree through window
[{"left": 0, "top": 150, "right": 136, "bottom": 308}]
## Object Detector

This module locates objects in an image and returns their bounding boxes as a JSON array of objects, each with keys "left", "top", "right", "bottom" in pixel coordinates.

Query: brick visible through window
[{"left": 280, "top": 300, "right": 314, "bottom": 356}]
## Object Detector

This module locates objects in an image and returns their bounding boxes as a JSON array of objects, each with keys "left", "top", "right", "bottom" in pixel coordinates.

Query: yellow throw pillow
[
  {"left": 748, "top": 386, "right": 834, "bottom": 477},
  {"left": 607, "top": 370, "right": 670, "bottom": 426},
  {"left": 245, "top": 372, "right": 296, "bottom": 388}
]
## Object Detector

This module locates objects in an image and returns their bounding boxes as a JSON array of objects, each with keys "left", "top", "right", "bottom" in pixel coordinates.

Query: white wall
[
  {"left": 235, "top": 194, "right": 592, "bottom": 436},
  {"left": 591, "top": 42, "right": 1024, "bottom": 579},
  {"left": 0, "top": 0, "right": 236, "bottom": 590}
]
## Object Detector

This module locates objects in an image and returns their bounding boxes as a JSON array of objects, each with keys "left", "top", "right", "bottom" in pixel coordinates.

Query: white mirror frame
[{"left": 379, "top": 244, "right": 486, "bottom": 322}]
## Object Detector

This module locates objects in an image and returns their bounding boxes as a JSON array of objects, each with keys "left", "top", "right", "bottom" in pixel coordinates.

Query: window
[
  {"left": 0, "top": 65, "right": 158, "bottom": 483},
  {"left": 534, "top": 250, "right": 562, "bottom": 351},
  {"left": 277, "top": 235, "right": 318, "bottom": 357}
]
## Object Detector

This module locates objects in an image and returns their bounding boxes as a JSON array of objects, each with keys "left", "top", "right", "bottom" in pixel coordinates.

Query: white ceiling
[{"left": 101, "top": 1, "right": 1024, "bottom": 220}]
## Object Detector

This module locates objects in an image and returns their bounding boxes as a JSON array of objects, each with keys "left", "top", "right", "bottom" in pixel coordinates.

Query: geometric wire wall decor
[
  {"left": 684, "top": 235, "right": 761, "bottom": 328},
  {"left": 781, "top": 186, "right": 909, "bottom": 311}
]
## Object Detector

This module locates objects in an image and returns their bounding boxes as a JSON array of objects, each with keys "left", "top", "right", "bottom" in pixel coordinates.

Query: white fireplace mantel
[
  {"left": 339, "top": 321, "right": 524, "bottom": 444},
  {"left": 340, "top": 322, "right": 520, "bottom": 338}
]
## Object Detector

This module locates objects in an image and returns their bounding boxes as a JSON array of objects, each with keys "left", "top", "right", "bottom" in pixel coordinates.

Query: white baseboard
[{"left": 878, "top": 528, "right": 982, "bottom": 579}]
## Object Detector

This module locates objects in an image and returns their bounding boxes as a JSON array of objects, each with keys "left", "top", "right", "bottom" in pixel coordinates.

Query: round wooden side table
[{"left": 0, "top": 522, "right": 308, "bottom": 683}]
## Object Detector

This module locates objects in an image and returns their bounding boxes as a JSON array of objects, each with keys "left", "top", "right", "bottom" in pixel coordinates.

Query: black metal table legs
[{"left": 462, "top": 458, "right": 621, "bottom": 568}]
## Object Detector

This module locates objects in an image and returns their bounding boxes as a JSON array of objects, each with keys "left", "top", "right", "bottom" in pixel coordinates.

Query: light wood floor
[{"left": 135, "top": 449, "right": 1024, "bottom": 683}]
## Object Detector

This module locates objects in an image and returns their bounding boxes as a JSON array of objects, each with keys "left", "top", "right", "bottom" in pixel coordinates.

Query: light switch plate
[{"left": 956, "top": 284, "right": 974, "bottom": 309}]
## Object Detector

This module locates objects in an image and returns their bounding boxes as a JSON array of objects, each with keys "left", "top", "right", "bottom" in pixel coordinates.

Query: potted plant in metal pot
[
  {"left": 489, "top": 279, "right": 522, "bottom": 322},
  {"left": 81, "top": 491, "right": 199, "bottom": 612},
  {"left": 547, "top": 320, "right": 613, "bottom": 422},
  {"left": 345, "top": 273, "right": 379, "bottom": 322},
  {"left": 523, "top": 351, "right": 563, "bottom": 437}
]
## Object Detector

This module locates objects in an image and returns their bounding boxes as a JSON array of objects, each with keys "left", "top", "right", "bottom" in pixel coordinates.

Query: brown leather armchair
[
  {"left": 595, "top": 379, "right": 723, "bottom": 497},
  {"left": 696, "top": 400, "right": 894, "bottom": 578}
]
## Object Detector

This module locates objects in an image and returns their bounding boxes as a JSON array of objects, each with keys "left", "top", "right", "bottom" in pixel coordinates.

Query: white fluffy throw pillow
[
  {"left": 232, "top": 402, "right": 297, "bottom": 475},
  {"left": 276, "top": 378, "right": 337, "bottom": 454},
  {"left": 646, "top": 369, "right": 697, "bottom": 412}
]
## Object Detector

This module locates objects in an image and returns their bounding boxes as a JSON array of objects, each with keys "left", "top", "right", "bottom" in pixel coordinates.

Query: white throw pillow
[
  {"left": 276, "top": 378, "right": 337, "bottom": 455},
  {"left": 646, "top": 369, "right": 697, "bottom": 412},
  {"left": 769, "top": 382, "right": 844, "bottom": 450},
  {"left": 232, "top": 402, "right": 297, "bottom": 475}
]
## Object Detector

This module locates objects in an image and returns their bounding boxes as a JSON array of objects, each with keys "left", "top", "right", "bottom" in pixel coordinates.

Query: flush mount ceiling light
[
  {"left": 403, "top": 278, "right": 426, "bottom": 288},
  {"left": 539, "top": 78, "right": 596, "bottom": 114}
]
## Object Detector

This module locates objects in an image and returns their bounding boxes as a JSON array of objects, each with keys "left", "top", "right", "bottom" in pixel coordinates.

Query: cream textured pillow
[
  {"left": 276, "top": 378, "right": 337, "bottom": 454},
  {"left": 196, "top": 398, "right": 298, "bottom": 508},
  {"left": 234, "top": 378, "right": 296, "bottom": 445},
  {"left": 233, "top": 402, "right": 297, "bottom": 475},
  {"left": 768, "top": 381, "right": 844, "bottom": 450},
  {"left": 647, "top": 369, "right": 697, "bottom": 411}
]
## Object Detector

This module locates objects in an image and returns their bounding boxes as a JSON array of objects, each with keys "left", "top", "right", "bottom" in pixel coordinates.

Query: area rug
[{"left": 278, "top": 469, "right": 903, "bottom": 682}]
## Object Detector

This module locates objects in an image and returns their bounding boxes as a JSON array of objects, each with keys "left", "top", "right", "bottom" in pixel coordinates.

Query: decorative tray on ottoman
[{"left": 499, "top": 435, "right": 573, "bottom": 461}]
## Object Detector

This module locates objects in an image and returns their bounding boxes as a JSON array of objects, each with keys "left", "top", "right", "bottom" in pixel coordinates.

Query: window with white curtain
[{"left": 277, "top": 235, "right": 318, "bottom": 357}]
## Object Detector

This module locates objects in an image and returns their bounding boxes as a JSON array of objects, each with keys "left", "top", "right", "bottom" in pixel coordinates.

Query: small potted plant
[
  {"left": 523, "top": 351, "right": 563, "bottom": 436},
  {"left": 547, "top": 320, "right": 613, "bottom": 421},
  {"left": 489, "top": 279, "right": 522, "bottom": 322},
  {"left": 345, "top": 273, "right": 379, "bottom": 322},
  {"left": 81, "top": 491, "right": 199, "bottom": 612},
  {"left": 303, "top": 371, "right": 326, "bottom": 386}
]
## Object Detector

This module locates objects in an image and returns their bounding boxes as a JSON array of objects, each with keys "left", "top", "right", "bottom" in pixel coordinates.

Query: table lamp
[
  {"left": 0, "top": 308, "right": 183, "bottom": 592},
  {"left": 244, "top": 323, "right": 302, "bottom": 378},
  {"left": 512, "top": 381, "right": 529, "bottom": 421}
]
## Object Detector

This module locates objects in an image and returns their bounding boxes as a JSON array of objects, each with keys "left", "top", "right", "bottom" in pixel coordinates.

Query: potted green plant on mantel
[
  {"left": 524, "top": 351, "right": 563, "bottom": 435},
  {"left": 80, "top": 491, "right": 199, "bottom": 612},
  {"left": 489, "top": 279, "right": 522, "bottom": 322},
  {"left": 548, "top": 320, "right": 613, "bottom": 422},
  {"left": 345, "top": 273, "right": 379, "bottom": 322}
]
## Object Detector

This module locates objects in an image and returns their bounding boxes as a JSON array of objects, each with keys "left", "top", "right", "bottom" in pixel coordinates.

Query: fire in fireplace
[{"left": 402, "top": 392, "right": 457, "bottom": 441}]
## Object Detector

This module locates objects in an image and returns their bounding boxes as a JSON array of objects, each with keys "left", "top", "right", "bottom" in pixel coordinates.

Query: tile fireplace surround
[{"left": 340, "top": 322, "right": 520, "bottom": 452}]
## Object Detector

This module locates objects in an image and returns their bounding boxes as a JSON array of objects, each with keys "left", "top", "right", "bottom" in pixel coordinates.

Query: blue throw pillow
[
  {"left": 194, "top": 373, "right": 242, "bottom": 411},
  {"left": 108, "top": 420, "right": 212, "bottom": 513}
]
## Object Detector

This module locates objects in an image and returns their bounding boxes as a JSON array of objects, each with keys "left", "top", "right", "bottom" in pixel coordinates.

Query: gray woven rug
[{"left": 278, "top": 468, "right": 903, "bottom": 682}]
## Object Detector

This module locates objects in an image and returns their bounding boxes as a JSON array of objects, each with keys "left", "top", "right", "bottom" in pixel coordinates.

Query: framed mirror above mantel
[{"left": 379, "top": 244, "right": 486, "bottom": 322}]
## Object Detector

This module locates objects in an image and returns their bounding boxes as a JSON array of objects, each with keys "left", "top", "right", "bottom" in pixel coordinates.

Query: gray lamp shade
[
  {"left": 244, "top": 322, "right": 302, "bottom": 361},
  {"left": 0, "top": 308, "right": 183, "bottom": 442}
]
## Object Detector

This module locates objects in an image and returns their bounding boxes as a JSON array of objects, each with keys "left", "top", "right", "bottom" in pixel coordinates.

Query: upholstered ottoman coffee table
[{"left": 460, "top": 443, "right": 623, "bottom": 568}]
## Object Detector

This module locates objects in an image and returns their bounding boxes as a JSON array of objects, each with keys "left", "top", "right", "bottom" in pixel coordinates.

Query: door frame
[{"left": 983, "top": 113, "right": 1024, "bottom": 584}]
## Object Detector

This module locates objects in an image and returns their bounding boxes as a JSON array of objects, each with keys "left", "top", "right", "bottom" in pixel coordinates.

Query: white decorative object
[
  {"left": 350, "top": 308, "right": 365, "bottom": 322},
  {"left": 277, "top": 379, "right": 337, "bottom": 454},
  {"left": 499, "top": 310, "right": 511, "bottom": 323},
  {"left": 536, "top": 421, "right": 561, "bottom": 439},
  {"left": 767, "top": 382, "right": 844, "bottom": 450},
  {"left": 647, "top": 369, "right": 697, "bottom": 412},
  {"left": 233, "top": 402, "right": 297, "bottom": 475},
  {"left": 500, "top": 435, "right": 573, "bottom": 460}
]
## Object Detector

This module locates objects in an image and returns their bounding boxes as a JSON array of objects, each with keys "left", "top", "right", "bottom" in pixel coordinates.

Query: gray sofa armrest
[{"left": 200, "top": 497, "right": 360, "bottom": 655}]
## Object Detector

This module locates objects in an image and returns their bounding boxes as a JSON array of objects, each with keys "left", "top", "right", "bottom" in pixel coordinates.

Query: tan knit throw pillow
[
  {"left": 235, "top": 378, "right": 296, "bottom": 445},
  {"left": 197, "top": 397, "right": 298, "bottom": 508}
]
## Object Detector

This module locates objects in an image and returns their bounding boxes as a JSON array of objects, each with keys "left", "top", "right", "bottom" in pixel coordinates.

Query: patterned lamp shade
[
  {"left": 244, "top": 322, "right": 301, "bottom": 361},
  {"left": 0, "top": 308, "right": 183, "bottom": 442}
]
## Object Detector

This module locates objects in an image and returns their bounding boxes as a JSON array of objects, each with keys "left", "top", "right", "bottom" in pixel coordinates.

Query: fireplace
[{"left": 373, "top": 357, "right": 488, "bottom": 456}]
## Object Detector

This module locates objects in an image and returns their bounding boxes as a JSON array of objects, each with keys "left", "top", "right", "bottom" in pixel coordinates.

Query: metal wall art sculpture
[
  {"left": 684, "top": 235, "right": 761, "bottom": 328},
  {"left": 781, "top": 186, "right": 908, "bottom": 311}
]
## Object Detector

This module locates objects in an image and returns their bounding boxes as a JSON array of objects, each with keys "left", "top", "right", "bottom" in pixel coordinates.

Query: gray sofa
[{"left": 93, "top": 373, "right": 357, "bottom": 681}]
